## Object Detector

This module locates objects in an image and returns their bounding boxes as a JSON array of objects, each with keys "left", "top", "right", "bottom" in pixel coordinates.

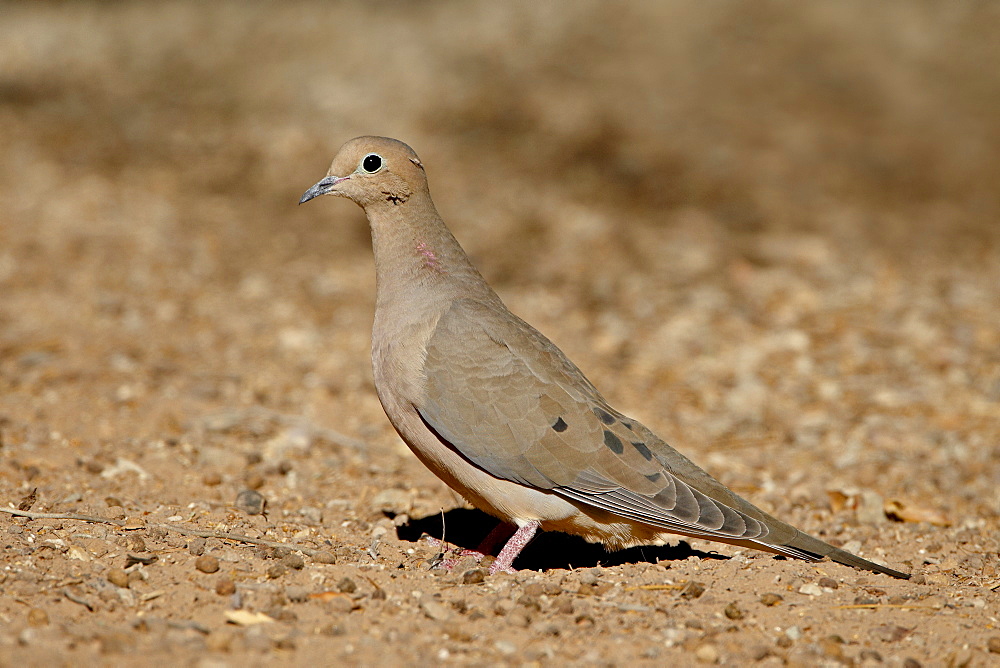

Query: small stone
[
  {"left": 286, "top": 586, "right": 310, "bottom": 603},
  {"left": 245, "top": 473, "right": 265, "bottom": 490},
  {"left": 694, "top": 643, "right": 719, "bottom": 664},
  {"left": 902, "top": 659, "right": 921, "bottom": 668},
  {"left": 326, "top": 595, "right": 354, "bottom": 614},
  {"left": 202, "top": 472, "right": 223, "bottom": 486},
  {"left": 281, "top": 553, "right": 305, "bottom": 570},
  {"left": 215, "top": 578, "right": 236, "bottom": 596},
  {"left": 989, "top": 637, "right": 1000, "bottom": 654},
  {"left": 785, "top": 626, "right": 802, "bottom": 641},
  {"left": 679, "top": 581, "right": 706, "bottom": 600},
  {"left": 27, "top": 608, "right": 49, "bottom": 627},
  {"left": 195, "top": 555, "right": 220, "bottom": 573},
  {"left": 775, "top": 635, "right": 793, "bottom": 649},
  {"left": 760, "top": 593, "right": 783, "bottom": 606},
  {"left": 312, "top": 550, "right": 336, "bottom": 564},
  {"left": 420, "top": 599, "right": 453, "bottom": 622},
  {"left": 462, "top": 568, "right": 487, "bottom": 585},
  {"left": 105, "top": 496, "right": 124, "bottom": 508},
  {"left": 724, "top": 602, "right": 744, "bottom": 620},
  {"left": 818, "top": 577, "right": 839, "bottom": 590},
  {"left": 235, "top": 489, "right": 266, "bottom": 515},
  {"left": 266, "top": 563, "right": 287, "bottom": 579},
  {"left": 124, "top": 535, "right": 147, "bottom": 552},
  {"left": 859, "top": 649, "right": 882, "bottom": 662},
  {"left": 798, "top": 583, "right": 823, "bottom": 596},
  {"left": 337, "top": 577, "right": 357, "bottom": 593},
  {"left": 188, "top": 537, "right": 206, "bottom": 556},
  {"left": 107, "top": 568, "right": 130, "bottom": 588}
]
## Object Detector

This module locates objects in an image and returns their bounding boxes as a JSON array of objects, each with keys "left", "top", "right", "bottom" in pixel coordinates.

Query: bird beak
[{"left": 299, "top": 175, "right": 349, "bottom": 204}]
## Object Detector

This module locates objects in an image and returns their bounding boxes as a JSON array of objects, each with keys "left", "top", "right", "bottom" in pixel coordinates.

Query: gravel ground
[{"left": 1, "top": 2, "right": 999, "bottom": 665}]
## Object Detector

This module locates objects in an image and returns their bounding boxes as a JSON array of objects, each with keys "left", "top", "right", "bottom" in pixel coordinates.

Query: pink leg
[
  {"left": 489, "top": 520, "right": 541, "bottom": 575},
  {"left": 424, "top": 522, "right": 518, "bottom": 569},
  {"left": 463, "top": 522, "right": 516, "bottom": 558}
]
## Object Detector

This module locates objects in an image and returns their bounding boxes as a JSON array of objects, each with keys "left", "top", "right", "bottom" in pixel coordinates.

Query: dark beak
[{"left": 299, "top": 175, "right": 348, "bottom": 204}]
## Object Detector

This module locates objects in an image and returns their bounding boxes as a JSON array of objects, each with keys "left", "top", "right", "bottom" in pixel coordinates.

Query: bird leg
[
  {"left": 424, "top": 521, "right": 517, "bottom": 570},
  {"left": 489, "top": 520, "right": 540, "bottom": 575}
]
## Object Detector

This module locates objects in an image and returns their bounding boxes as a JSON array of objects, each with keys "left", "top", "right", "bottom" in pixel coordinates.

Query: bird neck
[{"left": 365, "top": 200, "right": 500, "bottom": 312}]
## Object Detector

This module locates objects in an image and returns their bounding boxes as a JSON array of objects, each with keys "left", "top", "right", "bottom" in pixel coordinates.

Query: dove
[{"left": 300, "top": 136, "right": 910, "bottom": 580}]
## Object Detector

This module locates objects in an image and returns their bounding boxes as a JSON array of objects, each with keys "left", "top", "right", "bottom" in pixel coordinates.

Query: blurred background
[{"left": 2, "top": 0, "right": 999, "bottom": 528}]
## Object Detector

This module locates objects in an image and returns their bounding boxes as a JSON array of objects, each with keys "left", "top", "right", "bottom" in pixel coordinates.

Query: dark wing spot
[
  {"left": 603, "top": 430, "right": 624, "bottom": 454},
  {"left": 621, "top": 421, "right": 635, "bottom": 432},
  {"left": 645, "top": 472, "right": 662, "bottom": 482},
  {"left": 593, "top": 407, "right": 616, "bottom": 425},
  {"left": 631, "top": 441, "right": 653, "bottom": 461},
  {"left": 551, "top": 417, "right": 568, "bottom": 432}
]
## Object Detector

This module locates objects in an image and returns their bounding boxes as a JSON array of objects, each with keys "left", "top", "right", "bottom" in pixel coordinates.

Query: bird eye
[{"left": 361, "top": 153, "right": 383, "bottom": 173}]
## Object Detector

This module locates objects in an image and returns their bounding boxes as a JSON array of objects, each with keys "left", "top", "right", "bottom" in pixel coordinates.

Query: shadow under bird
[{"left": 300, "top": 136, "right": 910, "bottom": 580}]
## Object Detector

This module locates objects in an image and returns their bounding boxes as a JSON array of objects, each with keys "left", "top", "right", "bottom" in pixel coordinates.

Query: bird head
[{"left": 299, "top": 136, "right": 426, "bottom": 209}]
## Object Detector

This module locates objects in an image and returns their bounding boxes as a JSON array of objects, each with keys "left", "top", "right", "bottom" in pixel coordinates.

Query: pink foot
[
  {"left": 488, "top": 520, "right": 540, "bottom": 575},
  {"left": 424, "top": 522, "right": 519, "bottom": 569}
]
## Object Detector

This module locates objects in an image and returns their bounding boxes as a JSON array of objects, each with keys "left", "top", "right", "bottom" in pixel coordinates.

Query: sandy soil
[{"left": 2, "top": 2, "right": 999, "bottom": 665}]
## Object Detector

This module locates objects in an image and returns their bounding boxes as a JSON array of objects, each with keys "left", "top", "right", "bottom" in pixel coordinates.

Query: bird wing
[{"left": 417, "top": 298, "right": 805, "bottom": 552}]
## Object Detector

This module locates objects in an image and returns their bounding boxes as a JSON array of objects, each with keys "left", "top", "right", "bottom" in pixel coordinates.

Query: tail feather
[{"left": 773, "top": 531, "right": 910, "bottom": 580}]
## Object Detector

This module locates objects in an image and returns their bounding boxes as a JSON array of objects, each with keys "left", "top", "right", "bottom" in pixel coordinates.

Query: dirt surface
[{"left": 2, "top": 2, "right": 1000, "bottom": 665}]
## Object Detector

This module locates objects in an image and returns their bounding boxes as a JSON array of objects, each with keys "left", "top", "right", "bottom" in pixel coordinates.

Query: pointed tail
[{"left": 777, "top": 531, "right": 910, "bottom": 580}]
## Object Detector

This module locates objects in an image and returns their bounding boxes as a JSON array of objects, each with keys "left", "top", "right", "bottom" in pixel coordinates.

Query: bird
[{"left": 300, "top": 136, "right": 910, "bottom": 580}]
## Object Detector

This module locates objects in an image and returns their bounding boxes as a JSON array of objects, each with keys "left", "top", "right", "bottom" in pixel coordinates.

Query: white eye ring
[{"left": 361, "top": 153, "right": 383, "bottom": 173}]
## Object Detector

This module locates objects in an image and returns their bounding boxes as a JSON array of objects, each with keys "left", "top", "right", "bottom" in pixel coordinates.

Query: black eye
[{"left": 362, "top": 153, "right": 382, "bottom": 173}]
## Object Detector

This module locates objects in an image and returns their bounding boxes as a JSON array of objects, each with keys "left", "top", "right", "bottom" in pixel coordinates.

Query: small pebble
[
  {"left": 312, "top": 550, "right": 336, "bottom": 564},
  {"left": 281, "top": 553, "right": 305, "bottom": 570},
  {"left": 724, "top": 602, "right": 744, "bottom": 620},
  {"left": 235, "top": 489, "right": 266, "bottom": 515},
  {"left": 202, "top": 472, "right": 222, "bottom": 486},
  {"left": 267, "top": 563, "right": 287, "bottom": 579},
  {"left": 188, "top": 537, "right": 206, "bottom": 556},
  {"left": 286, "top": 586, "right": 310, "bottom": 603},
  {"left": 245, "top": 473, "right": 265, "bottom": 490},
  {"left": 462, "top": 569, "right": 487, "bottom": 585},
  {"left": 27, "top": 608, "right": 49, "bottom": 627},
  {"left": 989, "top": 637, "right": 1000, "bottom": 654},
  {"left": 760, "top": 593, "right": 783, "bottom": 606},
  {"left": 195, "top": 555, "right": 220, "bottom": 573},
  {"left": 107, "top": 568, "right": 130, "bottom": 588},
  {"left": 337, "top": 577, "right": 357, "bottom": 593},
  {"left": 680, "top": 581, "right": 706, "bottom": 599},
  {"left": 902, "top": 659, "right": 922, "bottom": 668},
  {"left": 215, "top": 578, "right": 236, "bottom": 596},
  {"left": 694, "top": 643, "right": 719, "bottom": 664},
  {"left": 818, "top": 577, "right": 839, "bottom": 589},
  {"left": 326, "top": 595, "right": 354, "bottom": 614},
  {"left": 798, "top": 583, "right": 823, "bottom": 596}
]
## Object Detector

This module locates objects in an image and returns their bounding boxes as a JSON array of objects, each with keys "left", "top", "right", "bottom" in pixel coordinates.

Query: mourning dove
[{"left": 300, "top": 136, "right": 910, "bottom": 580}]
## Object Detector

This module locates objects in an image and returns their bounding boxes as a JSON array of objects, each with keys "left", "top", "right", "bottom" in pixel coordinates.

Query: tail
[{"left": 770, "top": 531, "right": 910, "bottom": 580}]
